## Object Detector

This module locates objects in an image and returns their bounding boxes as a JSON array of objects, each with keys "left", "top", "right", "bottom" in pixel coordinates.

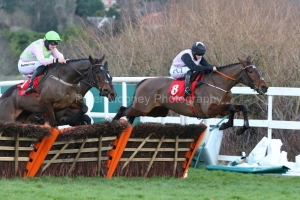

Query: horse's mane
[
  {"left": 128, "top": 79, "right": 148, "bottom": 106},
  {"left": 0, "top": 85, "right": 18, "bottom": 100},
  {"left": 218, "top": 62, "right": 240, "bottom": 69},
  {"left": 66, "top": 58, "right": 89, "bottom": 63},
  {"left": 66, "top": 58, "right": 103, "bottom": 63}
]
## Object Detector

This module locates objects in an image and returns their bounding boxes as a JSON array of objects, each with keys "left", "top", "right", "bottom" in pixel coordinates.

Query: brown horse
[
  {"left": 17, "top": 56, "right": 117, "bottom": 126},
  {"left": 113, "top": 56, "right": 268, "bottom": 135},
  {"left": 0, "top": 55, "right": 114, "bottom": 127}
]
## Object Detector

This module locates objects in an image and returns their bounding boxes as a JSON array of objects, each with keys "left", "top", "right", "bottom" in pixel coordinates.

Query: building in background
[{"left": 101, "top": 0, "right": 117, "bottom": 10}]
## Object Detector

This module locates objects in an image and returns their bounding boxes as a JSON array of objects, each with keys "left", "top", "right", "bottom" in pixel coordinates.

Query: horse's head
[
  {"left": 89, "top": 55, "right": 117, "bottom": 101},
  {"left": 238, "top": 56, "right": 268, "bottom": 95}
]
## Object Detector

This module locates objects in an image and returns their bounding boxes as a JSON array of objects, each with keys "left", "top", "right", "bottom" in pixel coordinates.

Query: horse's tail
[
  {"left": 129, "top": 78, "right": 148, "bottom": 106},
  {"left": 0, "top": 84, "right": 18, "bottom": 100}
]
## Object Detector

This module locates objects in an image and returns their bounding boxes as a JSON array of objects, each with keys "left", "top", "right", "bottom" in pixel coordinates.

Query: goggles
[{"left": 49, "top": 41, "right": 59, "bottom": 46}]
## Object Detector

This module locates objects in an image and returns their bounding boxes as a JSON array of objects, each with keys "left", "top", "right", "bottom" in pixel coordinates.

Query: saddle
[
  {"left": 168, "top": 72, "right": 203, "bottom": 102},
  {"left": 17, "top": 75, "right": 43, "bottom": 96}
]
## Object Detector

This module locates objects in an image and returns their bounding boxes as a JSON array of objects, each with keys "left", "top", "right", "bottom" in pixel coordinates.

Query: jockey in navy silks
[{"left": 170, "top": 42, "right": 217, "bottom": 99}]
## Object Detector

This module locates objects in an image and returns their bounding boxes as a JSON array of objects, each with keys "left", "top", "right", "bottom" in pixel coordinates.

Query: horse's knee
[
  {"left": 81, "top": 105, "right": 88, "bottom": 113},
  {"left": 60, "top": 116, "right": 70, "bottom": 125},
  {"left": 240, "top": 105, "right": 248, "bottom": 113}
]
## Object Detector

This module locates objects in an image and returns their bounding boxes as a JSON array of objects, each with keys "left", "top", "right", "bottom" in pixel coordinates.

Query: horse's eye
[{"left": 248, "top": 70, "right": 253, "bottom": 73}]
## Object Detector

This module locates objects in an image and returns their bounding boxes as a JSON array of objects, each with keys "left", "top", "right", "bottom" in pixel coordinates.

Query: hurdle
[{"left": 0, "top": 121, "right": 207, "bottom": 178}]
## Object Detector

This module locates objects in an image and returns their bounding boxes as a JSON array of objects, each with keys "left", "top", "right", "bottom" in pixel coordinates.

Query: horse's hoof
[
  {"left": 219, "top": 123, "right": 226, "bottom": 130},
  {"left": 60, "top": 117, "right": 70, "bottom": 125},
  {"left": 236, "top": 127, "right": 249, "bottom": 135}
]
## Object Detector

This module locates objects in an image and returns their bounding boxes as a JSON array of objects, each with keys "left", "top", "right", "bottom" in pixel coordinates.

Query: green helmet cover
[{"left": 44, "top": 31, "right": 62, "bottom": 41}]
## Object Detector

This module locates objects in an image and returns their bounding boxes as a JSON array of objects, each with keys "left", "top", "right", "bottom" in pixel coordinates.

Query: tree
[
  {"left": 75, "top": 0, "right": 105, "bottom": 17},
  {"left": 0, "top": 0, "right": 19, "bottom": 13}
]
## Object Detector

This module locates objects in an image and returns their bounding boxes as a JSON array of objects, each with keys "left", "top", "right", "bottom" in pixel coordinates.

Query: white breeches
[
  {"left": 18, "top": 60, "right": 43, "bottom": 78},
  {"left": 169, "top": 65, "right": 190, "bottom": 79}
]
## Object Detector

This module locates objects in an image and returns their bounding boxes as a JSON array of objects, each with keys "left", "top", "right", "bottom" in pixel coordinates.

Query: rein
[
  {"left": 55, "top": 61, "right": 102, "bottom": 88},
  {"left": 215, "top": 70, "right": 236, "bottom": 81},
  {"left": 36, "top": 60, "right": 103, "bottom": 91},
  {"left": 203, "top": 64, "right": 256, "bottom": 93}
]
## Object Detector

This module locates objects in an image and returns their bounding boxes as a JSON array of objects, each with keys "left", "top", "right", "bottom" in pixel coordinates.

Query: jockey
[
  {"left": 170, "top": 42, "right": 217, "bottom": 99},
  {"left": 18, "top": 30, "right": 67, "bottom": 94}
]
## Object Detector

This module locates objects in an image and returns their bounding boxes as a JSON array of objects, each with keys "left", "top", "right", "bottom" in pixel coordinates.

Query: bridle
[
  {"left": 80, "top": 63, "right": 110, "bottom": 89},
  {"left": 240, "top": 65, "right": 265, "bottom": 92}
]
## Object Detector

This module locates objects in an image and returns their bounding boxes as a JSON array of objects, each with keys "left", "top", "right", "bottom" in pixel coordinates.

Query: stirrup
[
  {"left": 25, "top": 87, "right": 37, "bottom": 94},
  {"left": 184, "top": 87, "right": 192, "bottom": 99}
]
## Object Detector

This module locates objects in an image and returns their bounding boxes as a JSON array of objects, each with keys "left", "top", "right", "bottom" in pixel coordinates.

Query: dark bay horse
[
  {"left": 113, "top": 56, "right": 268, "bottom": 135},
  {"left": 17, "top": 56, "right": 117, "bottom": 126},
  {"left": 0, "top": 55, "right": 114, "bottom": 127}
]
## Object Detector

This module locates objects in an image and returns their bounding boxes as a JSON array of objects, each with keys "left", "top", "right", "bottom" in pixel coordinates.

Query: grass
[{"left": 0, "top": 167, "right": 299, "bottom": 200}]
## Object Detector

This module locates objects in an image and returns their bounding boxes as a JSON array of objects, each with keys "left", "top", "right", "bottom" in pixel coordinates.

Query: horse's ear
[
  {"left": 99, "top": 54, "right": 105, "bottom": 62},
  {"left": 246, "top": 56, "right": 252, "bottom": 62},
  {"left": 104, "top": 61, "right": 108, "bottom": 69},
  {"left": 89, "top": 55, "right": 95, "bottom": 64},
  {"left": 238, "top": 57, "right": 247, "bottom": 66}
]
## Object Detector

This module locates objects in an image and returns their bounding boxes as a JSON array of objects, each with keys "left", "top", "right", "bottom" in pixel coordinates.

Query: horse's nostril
[{"left": 261, "top": 86, "right": 268, "bottom": 93}]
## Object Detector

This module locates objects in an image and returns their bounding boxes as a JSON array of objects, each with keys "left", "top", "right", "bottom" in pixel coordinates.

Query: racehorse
[
  {"left": 17, "top": 55, "right": 117, "bottom": 126},
  {"left": 113, "top": 56, "right": 268, "bottom": 135},
  {"left": 0, "top": 55, "right": 114, "bottom": 127}
]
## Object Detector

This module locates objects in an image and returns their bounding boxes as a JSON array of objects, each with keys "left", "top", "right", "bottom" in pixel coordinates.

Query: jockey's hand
[
  {"left": 58, "top": 58, "right": 67, "bottom": 64},
  {"left": 213, "top": 66, "right": 217, "bottom": 71}
]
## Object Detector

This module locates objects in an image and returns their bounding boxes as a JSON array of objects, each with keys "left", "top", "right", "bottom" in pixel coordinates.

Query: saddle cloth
[
  {"left": 17, "top": 76, "right": 42, "bottom": 96},
  {"left": 168, "top": 72, "right": 203, "bottom": 103}
]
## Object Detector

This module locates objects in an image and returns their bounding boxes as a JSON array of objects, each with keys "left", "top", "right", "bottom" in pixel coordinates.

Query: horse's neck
[
  {"left": 49, "top": 60, "right": 90, "bottom": 84},
  {"left": 79, "top": 81, "right": 92, "bottom": 95},
  {"left": 214, "top": 64, "right": 244, "bottom": 90}
]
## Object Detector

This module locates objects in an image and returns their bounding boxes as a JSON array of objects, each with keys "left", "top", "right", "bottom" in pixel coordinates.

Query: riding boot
[
  {"left": 25, "top": 65, "right": 47, "bottom": 94},
  {"left": 184, "top": 70, "right": 193, "bottom": 99}
]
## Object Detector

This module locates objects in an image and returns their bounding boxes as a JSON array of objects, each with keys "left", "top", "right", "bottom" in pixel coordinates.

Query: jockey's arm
[
  {"left": 51, "top": 48, "right": 66, "bottom": 64},
  {"left": 181, "top": 54, "right": 215, "bottom": 72},
  {"left": 32, "top": 44, "right": 55, "bottom": 65}
]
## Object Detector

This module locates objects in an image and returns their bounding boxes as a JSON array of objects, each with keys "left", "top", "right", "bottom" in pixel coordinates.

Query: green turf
[{"left": 0, "top": 167, "right": 299, "bottom": 200}]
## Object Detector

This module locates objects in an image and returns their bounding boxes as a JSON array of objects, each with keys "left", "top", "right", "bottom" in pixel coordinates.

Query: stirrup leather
[{"left": 184, "top": 87, "right": 192, "bottom": 98}]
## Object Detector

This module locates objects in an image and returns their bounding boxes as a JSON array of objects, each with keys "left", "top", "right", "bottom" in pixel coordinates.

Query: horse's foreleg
[
  {"left": 113, "top": 106, "right": 147, "bottom": 124},
  {"left": 208, "top": 104, "right": 236, "bottom": 130},
  {"left": 42, "top": 102, "right": 57, "bottom": 127},
  {"left": 66, "top": 104, "right": 88, "bottom": 126},
  {"left": 233, "top": 104, "right": 249, "bottom": 135},
  {"left": 113, "top": 106, "right": 127, "bottom": 121}
]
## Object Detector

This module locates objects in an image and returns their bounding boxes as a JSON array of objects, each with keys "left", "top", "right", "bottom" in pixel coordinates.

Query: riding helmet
[
  {"left": 44, "top": 31, "right": 62, "bottom": 41},
  {"left": 191, "top": 42, "right": 206, "bottom": 55}
]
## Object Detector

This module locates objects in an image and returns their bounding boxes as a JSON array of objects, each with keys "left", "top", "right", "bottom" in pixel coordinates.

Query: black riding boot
[
  {"left": 184, "top": 70, "right": 193, "bottom": 99},
  {"left": 25, "top": 65, "right": 47, "bottom": 94}
]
